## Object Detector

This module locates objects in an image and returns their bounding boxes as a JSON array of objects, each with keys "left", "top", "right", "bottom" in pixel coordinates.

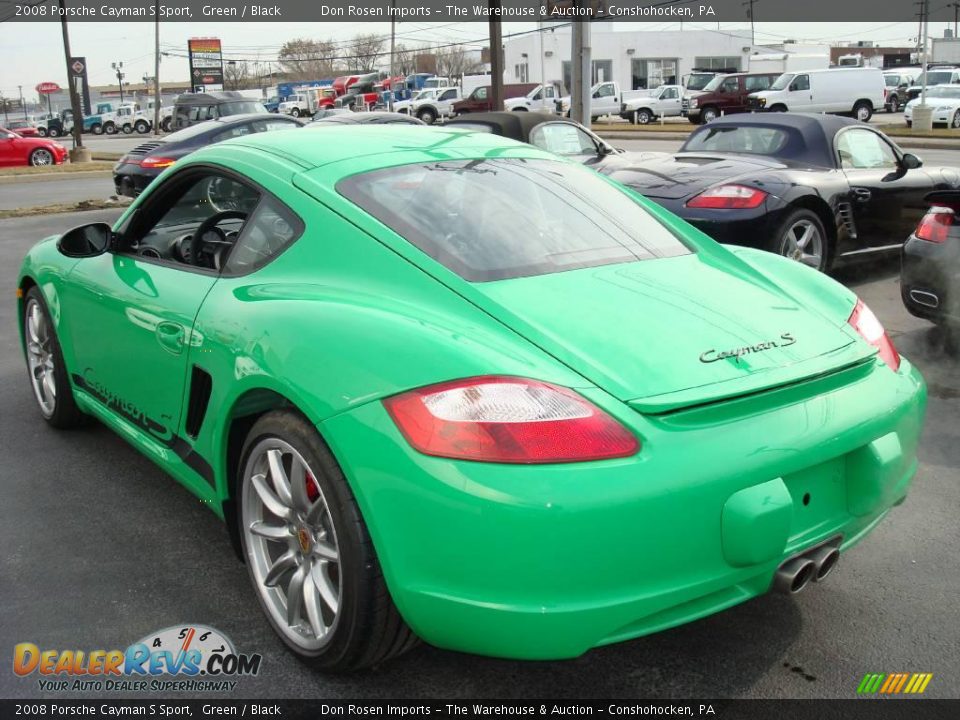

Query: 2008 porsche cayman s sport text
[{"left": 17, "top": 127, "right": 926, "bottom": 671}]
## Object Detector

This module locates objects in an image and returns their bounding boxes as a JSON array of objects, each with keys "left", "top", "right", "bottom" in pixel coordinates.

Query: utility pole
[
  {"left": 154, "top": 0, "right": 161, "bottom": 135},
  {"left": 743, "top": 0, "right": 756, "bottom": 46},
  {"left": 111, "top": 61, "right": 125, "bottom": 102},
  {"left": 953, "top": 1, "right": 959, "bottom": 39},
  {"left": 489, "top": 1, "right": 503, "bottom": 111},
  {"left": 389, "top": 0, "right": 396, "bottom": 111},
  {"left": 0, "top": 93, "right": 8, "bottom": 124},
  {"left": 18, "top": 85, "right": 26, "bottom": 120},
  {"left": 58, "top": 0, "right": 85, "bottom": 155},
  {"left": 539, "top": 19, "right": 546, "bottom": 110},
  {"left": 571, "top": 2, "right": 592, "bottom": 127},
  {"left": 922, "top": 0, "right": 930, "bottom": 105}
]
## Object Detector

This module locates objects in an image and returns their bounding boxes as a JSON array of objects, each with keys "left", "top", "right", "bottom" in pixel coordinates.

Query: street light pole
[{"left": 18, "top": 85, "right": 26, "bottom": 120}]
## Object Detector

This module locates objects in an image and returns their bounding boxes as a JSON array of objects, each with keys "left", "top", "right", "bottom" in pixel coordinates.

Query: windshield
[
  {"left": 338, "top": 158, "right": 690, "bottom": 282},
  {"left": 769, "top": 73, "right": 795, "bottom": 91},
  {"left": 682, "top": 125, "right": 792, "bottom": 157},
  {"left": 922, "top": 85, "right": 960, "bottom": 99},
  {"left": 701, "top": 76, "right": 727, "bottom": 92},
  {"left": 686, "top": 74, "right": 714, "bottom": 91},
  {"left": 918, "top": 71, "right": 954, "bottom": 85}
]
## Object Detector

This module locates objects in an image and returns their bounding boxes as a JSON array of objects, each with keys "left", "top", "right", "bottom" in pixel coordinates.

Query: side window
[
  {"left": 721, "top": 78, "right": 739, "bottom": 93},
  {"left": 663, "top": 87, "right": 678, "bottom": 99},
  {"left": 222, "top": 196, "right": 302, "bottom": 275},
  {"left": 837, "top": 129, "right": 898, "bottom": 169},
  {"left": 475, "top": 87, "right": 487, "bottom": 100},
  {"left": 544, "top": 86, "right": 555, "bottom": 98},
  {"left": 790, "top": 75, "right": 810, "bottom": 91},
  {"left": 596, "top": 83, "right": 615, "bottom": 98},
  {"left": 440, "top": 89, "right": 456, "bottom": 101},
  {"left": 205, "top": 105, "right": 219, "bottom": 120},
  {"left": 174, "top": 107, "right": 191, "bottom": 128},
  {"left": 745, "top": 75, "right": 772, "bottom": 92}
]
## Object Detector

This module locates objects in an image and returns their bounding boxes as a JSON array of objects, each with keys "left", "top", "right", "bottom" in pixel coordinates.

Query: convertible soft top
[
  {"left": 680, "top": 112, "right": 863, "bottom": 168},
  {"left": 446, "top": 111, "right": 565, "bottom": 142}
]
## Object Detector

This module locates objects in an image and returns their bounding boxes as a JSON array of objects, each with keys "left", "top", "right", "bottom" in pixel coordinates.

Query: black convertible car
[
  {"left": 600, "top": 114, "right": 960, "bottom": 272},
  {"left": 113, "top": 114, "right": 302, "bottom": 197}
]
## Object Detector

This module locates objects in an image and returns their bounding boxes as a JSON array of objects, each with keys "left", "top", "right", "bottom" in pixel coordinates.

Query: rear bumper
[
  {"left": 644, "top": 196, "right": 790, "bottom": 249},
  {"left": 113, "top": 165, "right": 159, "bottom": 198},
  {"left": 321, "top": 357, "right": 926, "bottom": 659},
  {"left": 901, "top": 235, "right": 960, "bottom": 325}
]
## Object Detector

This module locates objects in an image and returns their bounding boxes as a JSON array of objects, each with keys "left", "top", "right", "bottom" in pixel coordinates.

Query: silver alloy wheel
[
  {"left": 242, "top": 438, "right": 342, "bottom": 651},
  {"left": 702, "top": 107, "right": 718, "bottom": 123},
  {"left": 781, "top": 218, "right": 824, "bottom": 269},
  {"left": 25, "top": 299, "right": 56, "bottom": 417},
  {"left": 30, "top": 149, "right": 54, "bottom": 167},
  {"left": 635, "top": 109, "right": 650, "bottom": 124}
]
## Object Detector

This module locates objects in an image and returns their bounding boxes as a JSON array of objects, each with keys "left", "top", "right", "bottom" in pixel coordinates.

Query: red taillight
[
  {"left": 848, "top": 299, "right": 900, "bottom": 371},
  {"left": 383, "top": 376, "right": 640, "bottom": 464},
  {"left": 140, "top": 156, "right": 176, "bottom": 169},
  {"left": 686, "top": 184, "right": 768, "bottom": 209},
  {"left": 914, "top": 206, "right": 954, "bottom": 243}
]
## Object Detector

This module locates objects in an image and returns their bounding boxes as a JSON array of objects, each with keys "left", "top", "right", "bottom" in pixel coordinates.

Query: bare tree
[
  {"left": 435, "top": 45, "right": 483, "bottom": 80},
  {"left": 223, "top": 61, "right": 252, "bottom": 90},
  {"left": 391, "top": 43, "right": 422, "bottom": 75},
  {"left": 278, "top": 38, "right": 337, "bottom": 80},
  {"left": 349, "top": 33, "right": 386, "bottom": 72}
]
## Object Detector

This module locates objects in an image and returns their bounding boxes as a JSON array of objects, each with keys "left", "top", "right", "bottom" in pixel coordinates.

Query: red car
[
  {"left": 0, "top": 126, "right": 68, "bottom": 167},
  {"left": 6, "top": 120, "right": 39, "bottom": 137}
]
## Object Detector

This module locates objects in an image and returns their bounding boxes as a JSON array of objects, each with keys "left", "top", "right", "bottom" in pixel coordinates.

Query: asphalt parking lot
[{"left": 0, "top": 210, "right": 957, "bottom": 700}]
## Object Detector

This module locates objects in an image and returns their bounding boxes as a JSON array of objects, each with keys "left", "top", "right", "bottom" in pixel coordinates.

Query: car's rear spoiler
[{"left": 923, "top": 190, "right": 960, "bottom": 206}]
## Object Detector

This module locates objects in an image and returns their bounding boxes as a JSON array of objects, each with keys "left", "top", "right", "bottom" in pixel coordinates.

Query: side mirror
[
  {"left": 57, "top": 222, "right": 112, "bottom": 258},
  {"left": 901, "top": 153, "right": 923, "bottom": 169}
]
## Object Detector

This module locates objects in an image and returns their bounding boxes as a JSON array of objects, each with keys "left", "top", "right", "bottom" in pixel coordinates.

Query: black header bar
[{"left": 0, "top": 0, "right": 948, "bottom": 23}]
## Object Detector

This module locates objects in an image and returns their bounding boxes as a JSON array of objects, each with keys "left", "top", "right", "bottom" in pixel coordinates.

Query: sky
[{"left": 0, "top": 20, "right": 944, "bottom": 100}]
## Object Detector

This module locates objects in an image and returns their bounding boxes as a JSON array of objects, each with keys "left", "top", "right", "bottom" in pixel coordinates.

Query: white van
[{"left": 747, "top": 67, "right": 886, "bottom": 121}]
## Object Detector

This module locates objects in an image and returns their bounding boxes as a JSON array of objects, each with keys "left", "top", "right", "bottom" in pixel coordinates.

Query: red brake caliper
[{"left": 306, "top": 471, "right": 320, "bottom": 503}]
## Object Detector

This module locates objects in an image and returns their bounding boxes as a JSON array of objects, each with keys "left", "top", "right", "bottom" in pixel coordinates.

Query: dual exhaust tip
[{"left": 773, "top": 543, "right": 840, "bottom": 595}]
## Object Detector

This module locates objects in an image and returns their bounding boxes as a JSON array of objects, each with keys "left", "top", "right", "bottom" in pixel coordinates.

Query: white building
[{"left": 504, "top": 23, "right": 764, "bottom": 91}]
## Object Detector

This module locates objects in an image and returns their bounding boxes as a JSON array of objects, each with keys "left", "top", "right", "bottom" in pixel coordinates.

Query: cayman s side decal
[{"left": 699, "top": 333, "right": 797, "bottom": 364}]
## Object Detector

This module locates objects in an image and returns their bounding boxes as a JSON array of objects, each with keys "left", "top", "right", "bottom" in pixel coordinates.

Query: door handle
[
  {"left": 156, "top": 321, "right": 185, "bottom": 355},
  {"left": 852, "top": 187, "right": 872, "bottom": 202}
]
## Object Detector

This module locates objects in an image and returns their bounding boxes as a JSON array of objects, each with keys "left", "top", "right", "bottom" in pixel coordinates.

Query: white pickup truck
[
  {"left": 618, "top": 85, "right": 684, "bottom": 124},
  {"left": 411, "top": 87, "right": 462, "bottom": 124},
  {"left": 504, "top": 83, "right": 562, "bottom": 113},
  {"left": 559, "top": 81, "right": 646, "bottom": 122}
]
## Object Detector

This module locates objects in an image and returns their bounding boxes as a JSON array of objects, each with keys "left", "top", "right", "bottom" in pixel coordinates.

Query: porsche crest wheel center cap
[{"left": 297, "top": 527, "right": 312, "bottom": 554}]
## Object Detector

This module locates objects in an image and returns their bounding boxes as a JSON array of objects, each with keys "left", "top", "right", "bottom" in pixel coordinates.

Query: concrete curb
[{"left": 0, "top": 170, "right": 112, "bottom": 185}]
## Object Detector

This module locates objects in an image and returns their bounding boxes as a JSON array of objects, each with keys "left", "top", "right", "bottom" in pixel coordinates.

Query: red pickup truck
[{"left": 452, "top": 83, "right": 538, "bottom": 115}]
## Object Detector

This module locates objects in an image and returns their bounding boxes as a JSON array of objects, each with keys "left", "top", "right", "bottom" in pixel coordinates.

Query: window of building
[
  {"left": 694, "top": 56, "right": 742, "bottom": 71},
  {"left": 630, "top": 58, "right": 679, "bottom": 89},
  {"left": 563, "top": 60, "right": 615, "bottom": 93}
]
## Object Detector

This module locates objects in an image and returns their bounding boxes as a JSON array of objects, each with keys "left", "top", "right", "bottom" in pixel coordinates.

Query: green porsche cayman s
[{"left": 17, "top": 127, "right": 926, "bottom": 671}]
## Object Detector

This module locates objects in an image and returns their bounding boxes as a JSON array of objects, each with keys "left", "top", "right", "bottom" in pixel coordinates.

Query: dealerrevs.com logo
[{"left": 13, "top": 625, "right": 262, "bottom": 693}]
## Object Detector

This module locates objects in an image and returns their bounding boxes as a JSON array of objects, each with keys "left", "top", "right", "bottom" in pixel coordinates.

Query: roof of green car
[{"left": 208, "top": 124, "right": 548, "bottom": 171}]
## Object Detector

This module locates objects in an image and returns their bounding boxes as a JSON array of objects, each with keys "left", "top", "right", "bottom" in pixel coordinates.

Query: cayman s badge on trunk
[{"left": 700, "top": 333, "right": 797, "bottom": 364}]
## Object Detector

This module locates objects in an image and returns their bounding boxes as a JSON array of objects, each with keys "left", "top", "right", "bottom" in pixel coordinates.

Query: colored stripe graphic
[{"left": 858, "top": 672, "right": 932, "bottom": 694}]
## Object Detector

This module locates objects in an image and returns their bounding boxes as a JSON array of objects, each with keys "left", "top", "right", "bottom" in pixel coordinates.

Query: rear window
[
  {"left": 338, "top": 158, "right": 690, "bottom": 282},
  {"left": 218, "top": 101, "right": 268, "bottom": 116},
  {"left": 682, "top": 125, "right": 792, "bottom": 156}
]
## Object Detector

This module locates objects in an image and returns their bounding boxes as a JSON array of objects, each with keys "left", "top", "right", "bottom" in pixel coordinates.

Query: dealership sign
[
  {"left": 188, "top": 37, "right": 224, "bottom": 91},
  {"left": 35, "top": 82, "right": 61, "bottom": 95}
]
